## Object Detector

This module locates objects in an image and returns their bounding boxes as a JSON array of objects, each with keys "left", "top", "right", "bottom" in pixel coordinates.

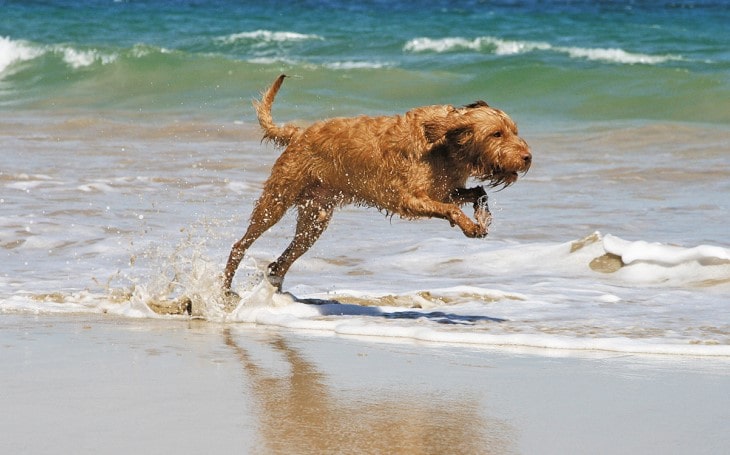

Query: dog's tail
[{"left": 252, "top": 74, "right": 300, "bottom": 147}]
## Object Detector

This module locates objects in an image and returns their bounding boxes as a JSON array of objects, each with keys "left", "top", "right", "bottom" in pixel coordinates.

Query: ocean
[{"left": 2, "top": 0, "right": 729, "bottom": 357}]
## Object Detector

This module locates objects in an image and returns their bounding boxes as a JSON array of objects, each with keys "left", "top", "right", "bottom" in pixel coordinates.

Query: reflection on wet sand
[{"left": 223, "top": 329, "right": 513, "bottom": 454}]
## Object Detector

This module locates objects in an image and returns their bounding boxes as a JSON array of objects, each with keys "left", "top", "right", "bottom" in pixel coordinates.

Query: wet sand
[{"left": 2, "top": 313, "right": 728, "bottom": 454}]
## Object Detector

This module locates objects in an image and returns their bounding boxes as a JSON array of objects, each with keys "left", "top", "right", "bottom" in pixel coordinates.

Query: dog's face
[{"left": 424, "top": 102, "right": 532, "bottom": 187}]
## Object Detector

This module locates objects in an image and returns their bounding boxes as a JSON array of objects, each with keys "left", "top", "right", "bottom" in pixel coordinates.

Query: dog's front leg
[
  {"left": 450, "top": 186, "right": 492, "bottom": 233},
  {"left": 404, "top": 193, "right": 488, "bottom": 238}
]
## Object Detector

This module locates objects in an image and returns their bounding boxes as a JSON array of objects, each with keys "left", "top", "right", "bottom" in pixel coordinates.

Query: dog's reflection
[{"left": 223, "top": 329, "right": 513, "bottom": 454}]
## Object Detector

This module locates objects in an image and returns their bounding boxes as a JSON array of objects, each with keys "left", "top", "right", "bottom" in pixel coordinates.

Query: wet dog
[{"left": 223, "top": 75, "right": 531, "bottom": 291}]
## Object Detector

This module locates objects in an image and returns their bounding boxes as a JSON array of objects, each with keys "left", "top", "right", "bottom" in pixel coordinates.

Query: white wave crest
[
  {"left": 0, "top": 36, "right": 119, "bottom": 77},
  {"left": 0, "top": 36, "right": 43, "bottom": 77},
  {"left": 217, "top": 29, "right": 323, "bottom": 45},
  {"left": 403, "top": 37, "right": 483, "bottom": 53},
  {"left": 324, "top": 60, "right": 392, "bottom": 70},
  {"left": 488, "top": 37, "right": 552, "bottom": 55},
  {"left": 558, "top": 46, "right": 680, "bottom": 65},
  {"left": 403, "top": 36, "right": 550, "bottom": 55},
  {"left": 57, "top": 46, "right": 117, "bottom": 69},
  {"left": 603, "top": 235, "right": 730, "bottom": 267},
  {"left": 403, "top": 35, "right": 682, "bottom": 65}
]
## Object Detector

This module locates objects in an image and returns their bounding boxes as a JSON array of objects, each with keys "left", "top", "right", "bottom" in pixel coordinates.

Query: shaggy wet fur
[{"left": 223, "top": 75, "right": 531, "bottom": 291}]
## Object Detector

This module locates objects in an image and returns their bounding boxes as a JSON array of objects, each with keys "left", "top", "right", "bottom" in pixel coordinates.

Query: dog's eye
[{"left": 492, "top": 131, "right": 502, "bottom": 138}]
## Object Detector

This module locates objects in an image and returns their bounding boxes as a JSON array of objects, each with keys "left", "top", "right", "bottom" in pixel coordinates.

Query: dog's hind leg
[
  {"left": 223, "top": 185, "right": 298, "bottom": 291},
  {"left": 266, "top": 188, "right": 336, "bottom": 290}
]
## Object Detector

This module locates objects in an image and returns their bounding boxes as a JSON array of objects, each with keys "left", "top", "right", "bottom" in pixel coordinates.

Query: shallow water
[
  {"left": 2, "top": 112, "right": 728, "bottom": 356},
  {"left": 1, "top": 0, "right": 729, "bottom": 357}
]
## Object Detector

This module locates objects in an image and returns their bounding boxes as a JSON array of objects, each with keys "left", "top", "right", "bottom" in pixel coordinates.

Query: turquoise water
[{"left": 2, "top": 0, "right": 729, "bottom": 124}]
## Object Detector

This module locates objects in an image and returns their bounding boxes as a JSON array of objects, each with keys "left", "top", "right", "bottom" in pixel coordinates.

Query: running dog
[{"left": 223, "top": 75, "right": 531, "bottom": 291}]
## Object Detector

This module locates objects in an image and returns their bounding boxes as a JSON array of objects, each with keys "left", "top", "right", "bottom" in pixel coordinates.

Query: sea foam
[
  {"left": 216, "top": 30, "right": 323, "bottom": 45},
  {"left": 604, "top": 235, "right": 730, "bottom": 266},
  {"left": 403, "top": 36, "right": 550, "bottom": 55},
  {"left": 403, "top": 35, "right": 682, "bottom": 65},
  {"left": 4, "top": 231, "right": 728, "bottom": 357},
  {"left": 57, "top": 46, "right": 117, "bottom": 69},
  {"left": 0, "top": 36, "right": 119, "bottom": 77},
  {"left": 0, "top": 36, "right": 43, "bottom": 76}
]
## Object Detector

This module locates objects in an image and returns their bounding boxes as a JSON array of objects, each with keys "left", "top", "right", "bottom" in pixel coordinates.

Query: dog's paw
[
  {"left": 224, "top": 289, "right": 241, "bottom": 299},
  {"left": 473, "top": 194, "right": 492, "bottom": 232},
  {"left": 222, "top": 289, "right": 241, "bottom": 312},
  {"left": 463, "top": 221, "right": 489, "bottom": 239},
  {"left": 265, "top": 274, "right": 284, "bottom": 291}
]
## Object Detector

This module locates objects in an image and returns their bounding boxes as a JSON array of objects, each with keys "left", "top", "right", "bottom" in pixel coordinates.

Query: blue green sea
[
  {"left": 1, "top": 1, "right": 729, "bottom": 358},
  {"left": 2, "top": 0, "right": 729, "bottom": 124}
]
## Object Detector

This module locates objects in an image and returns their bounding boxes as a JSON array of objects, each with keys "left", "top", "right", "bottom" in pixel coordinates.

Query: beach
[
  {"left": 2, "top": 313, "right": 729, "bottom": 454},
  {"left": 2, "top": 1, "right": 730, "bottom": 453}
]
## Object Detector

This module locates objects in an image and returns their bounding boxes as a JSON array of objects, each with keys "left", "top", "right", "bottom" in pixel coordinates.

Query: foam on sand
[{"left": 3, "top": 231, "right": 728, "bottom": 357}]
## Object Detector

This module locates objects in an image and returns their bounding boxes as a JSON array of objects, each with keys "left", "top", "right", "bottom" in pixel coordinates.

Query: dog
[{"left": 223, "top": 74, "right": 531, "bottom": 292}]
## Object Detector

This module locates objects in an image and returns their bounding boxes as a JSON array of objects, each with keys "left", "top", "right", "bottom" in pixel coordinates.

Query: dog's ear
[
  {"left": 423, "top": 120, "right": 473, "bottom": 145},
  {"left": 445, "top": 125, "right": 473, "bottom": 146},
  {"left": 423, "top": 121, "right": 448, "bottom": 143},
  {"left": 423, "top": 122, "right": 473, "bottom": 146},
  {"left": 464, "top": 100, "right": 489, "bottom": 109}
]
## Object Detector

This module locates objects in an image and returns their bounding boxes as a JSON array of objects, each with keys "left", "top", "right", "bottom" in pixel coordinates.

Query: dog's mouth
[{"left": 478, "top": 168, "right": 522, "bottom": 188}]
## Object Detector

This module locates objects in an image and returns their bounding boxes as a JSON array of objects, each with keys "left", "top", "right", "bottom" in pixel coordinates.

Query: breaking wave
[
  {"left": 215, "top": 30, "right": 324, "bottom": 44},
  {"left": 403, "top": 35, "right": 683, "bottom": 65}
]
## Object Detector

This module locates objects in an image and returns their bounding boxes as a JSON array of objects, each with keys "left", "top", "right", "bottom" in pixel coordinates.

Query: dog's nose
[{"left": 522, "top": 151, "right": 532, "bottom": 166}]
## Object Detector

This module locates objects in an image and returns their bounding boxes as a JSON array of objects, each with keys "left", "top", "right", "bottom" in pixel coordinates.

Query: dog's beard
[
  {"left": 478, "top": 168, "right": 519, "bottom": 188},
  {"left": 471, "top": 157, "right": 522, "bottom": 188},
  {"left": 465, "top": 143, "right": 530, "bottom": 188}
]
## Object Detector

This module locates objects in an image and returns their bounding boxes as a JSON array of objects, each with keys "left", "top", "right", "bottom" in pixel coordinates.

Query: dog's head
[{"left": 424, "top": 101, "right": 531, "bottom": 187}]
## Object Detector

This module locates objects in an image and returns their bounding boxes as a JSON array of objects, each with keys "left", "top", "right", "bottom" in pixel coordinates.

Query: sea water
[{"left": 1, "top": 0, "right": 729, "bottom": 356}]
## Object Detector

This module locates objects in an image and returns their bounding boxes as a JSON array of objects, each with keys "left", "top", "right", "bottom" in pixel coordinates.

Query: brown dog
[{"left": 223, "top": 75, "right": 531, "bottom": 291}]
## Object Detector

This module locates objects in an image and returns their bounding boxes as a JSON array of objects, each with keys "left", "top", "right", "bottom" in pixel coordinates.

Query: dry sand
[{"left": 2, "top": 313, "right": 728, "bottom": 454}]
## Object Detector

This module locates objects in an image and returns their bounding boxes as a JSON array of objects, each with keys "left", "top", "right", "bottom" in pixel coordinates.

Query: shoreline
[{"left": 2, "top": 313, "right": 728, "bottom": 454}]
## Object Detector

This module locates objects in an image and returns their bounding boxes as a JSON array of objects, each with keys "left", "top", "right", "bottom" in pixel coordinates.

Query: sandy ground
[{"left": 1, "top": 313, "right": 728, "bottom": 454}]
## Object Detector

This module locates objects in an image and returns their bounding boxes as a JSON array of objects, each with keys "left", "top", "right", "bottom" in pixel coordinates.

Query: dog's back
[{"left": 254, "top": 75, "right": 458, "bottom": 160}]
